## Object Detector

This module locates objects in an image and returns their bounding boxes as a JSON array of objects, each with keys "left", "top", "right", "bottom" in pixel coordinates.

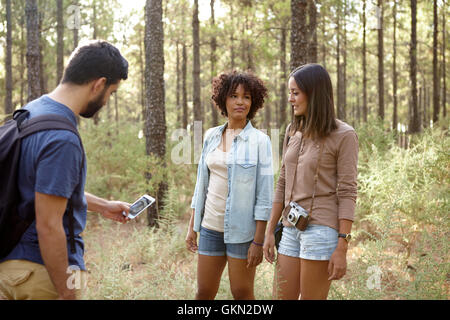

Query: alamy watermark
[
  {"left": 168, "top": 121, "right": 280, "bottom": 175},
  {"left": 67, "top": 4, "right": 81, "bottom": 30},
  {"left": 366, "top": 265, "right": 382, "bottom": 290}
]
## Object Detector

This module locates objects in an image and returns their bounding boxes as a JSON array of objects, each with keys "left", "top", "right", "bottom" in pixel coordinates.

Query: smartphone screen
[{"left": 126, "top": 195, "right": 155, "bottom": 219}]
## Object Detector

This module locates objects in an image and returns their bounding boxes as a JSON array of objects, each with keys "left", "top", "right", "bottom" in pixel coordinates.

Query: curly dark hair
[{"left": 211, "top": 70, "right": 268, "bottom": 120}]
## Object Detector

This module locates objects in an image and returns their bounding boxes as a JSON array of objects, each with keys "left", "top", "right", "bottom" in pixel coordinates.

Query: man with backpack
[{"left": 0, "top": 40, "right": 130, "bottom": 300}]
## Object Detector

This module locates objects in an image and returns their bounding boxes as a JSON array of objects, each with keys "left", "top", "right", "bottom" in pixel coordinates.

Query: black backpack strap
[{"left": 17, "top": 112, "right": 83, "bottom": 255}]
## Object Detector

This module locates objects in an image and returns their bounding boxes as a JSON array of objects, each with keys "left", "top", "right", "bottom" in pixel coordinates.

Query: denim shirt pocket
[{"left": 235, "top": 161, "right": 257, "bottom": 184}]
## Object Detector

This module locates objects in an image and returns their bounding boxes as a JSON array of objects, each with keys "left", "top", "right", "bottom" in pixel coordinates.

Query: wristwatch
[{"left": 338, "top": 233, "right": 352, "bottom": 243}]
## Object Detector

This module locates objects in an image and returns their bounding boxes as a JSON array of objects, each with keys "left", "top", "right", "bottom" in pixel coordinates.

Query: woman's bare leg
[
  {"left": 196, "top": 254, "right": 227, "bottom": 300},
  {"left": 299, "top": 259, "right": 332, "bottom": 300},
  {"left": 273, "top": 254, "right": 301, "bottom": 300}
]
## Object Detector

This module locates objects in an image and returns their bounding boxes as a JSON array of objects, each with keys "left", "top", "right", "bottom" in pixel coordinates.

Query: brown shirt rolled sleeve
[{"left": 273, "top": 120, "right": 358, "bottom": 231}]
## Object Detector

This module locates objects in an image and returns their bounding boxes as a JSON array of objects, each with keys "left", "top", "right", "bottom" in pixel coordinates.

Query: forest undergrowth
[{"left": 79, "top": 119, "right": 449, "bottom": 300}]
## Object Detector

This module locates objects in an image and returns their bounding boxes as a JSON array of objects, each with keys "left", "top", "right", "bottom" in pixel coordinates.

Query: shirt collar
[{"left": 214, "top": 120, "right": 253, "bottom": 141}]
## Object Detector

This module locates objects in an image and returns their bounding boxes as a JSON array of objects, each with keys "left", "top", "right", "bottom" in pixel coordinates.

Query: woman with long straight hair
[
  {"left": 263, "top": 64, "right": 358, "bottom": 299},
  {"left": 186, "top": 70, "right": 273, "bottom": 300}
]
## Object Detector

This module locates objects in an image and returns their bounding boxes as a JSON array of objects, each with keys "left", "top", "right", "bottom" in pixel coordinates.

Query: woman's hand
[
  {"left": 327, "top": 247, "right": 347, "bottom": 280},
  {"left": 185, "top": 228, "right": 198, "bottom": 253},
  {"left": 263, "top": 234, "right": 276, "bottom": 264},
  {"left": 247, "top": 243, "right": 263, "bottom": 268}
]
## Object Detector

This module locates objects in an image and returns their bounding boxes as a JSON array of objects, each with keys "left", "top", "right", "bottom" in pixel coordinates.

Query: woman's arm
[
  {"left": 328, "top": 130, "right": 359, "bottom": 280},
  {"left": 263, "top": 202, "right": 283, "bottom": 264},
  {"left": 328, "top": 218, "right": 352, "bottom": 280}
]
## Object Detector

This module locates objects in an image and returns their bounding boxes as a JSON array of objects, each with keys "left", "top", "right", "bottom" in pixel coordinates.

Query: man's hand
[
  {"left": 85, "top": 192, "right": 130, "bottom": 223},
  {"left": 100, "top": 200, "right": 130, "bottom": 223}
]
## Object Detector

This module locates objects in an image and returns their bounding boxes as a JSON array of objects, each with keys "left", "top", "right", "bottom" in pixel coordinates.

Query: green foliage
[
  {"left": 330, "top": 123, "right": 449, "bottom": 299},
  {"left": 80, "top": 120, "right": 449, "bottom": 299}
]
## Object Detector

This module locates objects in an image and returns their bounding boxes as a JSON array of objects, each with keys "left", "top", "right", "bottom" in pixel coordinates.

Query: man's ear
[{"left": 91, "top": 77, "right": 107, "bottom": 94}]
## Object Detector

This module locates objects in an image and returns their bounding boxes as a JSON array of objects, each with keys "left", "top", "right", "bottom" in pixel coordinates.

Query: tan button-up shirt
[{"left": 274, "top": 119, "right": 358, "bottom": 231}]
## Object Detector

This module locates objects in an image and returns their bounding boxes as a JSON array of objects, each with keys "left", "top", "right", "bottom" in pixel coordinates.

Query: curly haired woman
[{"left": 186, "top": 70, "right": 273, "bottom": 300}]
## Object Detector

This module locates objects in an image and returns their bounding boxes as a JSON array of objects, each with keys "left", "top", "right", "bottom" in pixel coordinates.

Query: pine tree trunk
[
  {"left": 20, "top": 15, "right": 25, "bottom": 107},
  {"left": 432, "top": 0, "right": 440, "bottom": 123},
  {"left": 26, "top": 0, "right": 41, "bottom": 102},
  {"left": 182, "top": 44, "right": 188, "bottom": 129},
  {"left": 192, "top": 0, "right": 202, "bottom": 129},
  {"left": 56, "top": 0, "right": 64, "bottom": 85},
  {"left": 210, "top": 0, "right": 218, "bottom": 127},
  {"left": 38, "top": 12, "right": 47, "bottom": 95},
  {"left": 92, "top": 1, "right": 100, "bottom": 125},
  {"left": 377, "top": 0, "right": 385, "bottom": 120},
  {"left": 342, "top": 0, "right": 347, "bottom": 121},
  {"left": 4, "top": 0, "right": 13, "bottom": 114},
  {"left": 321, "top": 6, "right": 326, "bottom": 69},
  {"left": 409, "top": 0, "right": 420, "bottom": 133},
  {"left": 308, "top": 0, "right": 317, "bottom": 63},
  {"left": 279, "top": 27, "right": 287, "bottom": 133},
  {"left": 362, "top": 0, "right": 368, "bottom": 122},
  {"left": 176, "top": 42, "right": 181, "bottom": 125},
  {"left": 336, "top": 3, "right": 345, "bottom": 120},
  {"left": 443, "top": 2, "right": 447, "bottom": 118},
  {"left": 144, "top": 0, "right": 167, "bottom": 227},
  {"left": 393, "top": 0, "right": 398, "bottom": 130},
  {"left": 73, "top": 0, "right": 79, "bottom": 49},
  {"left": 290, "top": 0, "right": 308, "bottom": 70}
]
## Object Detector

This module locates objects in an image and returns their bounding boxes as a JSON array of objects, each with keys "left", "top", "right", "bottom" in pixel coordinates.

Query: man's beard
[{"left": 80, "top": 86, "right": 108, "bottom": 118}]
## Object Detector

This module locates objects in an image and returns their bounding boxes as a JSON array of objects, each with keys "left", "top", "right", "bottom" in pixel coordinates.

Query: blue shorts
[
  {"left": 278, "top": 224, "right": 338, "bottom": 261},
  {"left": 198, "top": 226, "right": 252, "bottom": 260}
]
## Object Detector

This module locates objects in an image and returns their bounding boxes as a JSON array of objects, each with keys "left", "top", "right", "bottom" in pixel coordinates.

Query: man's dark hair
[
  {"left": 211, "top": 70, "right": 268, "bottom": 120},
  {"left": 61, "top": 40, "right": 128, "bottom": 85}
]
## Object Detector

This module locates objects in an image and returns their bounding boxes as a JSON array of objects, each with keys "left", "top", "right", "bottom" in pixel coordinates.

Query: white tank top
[{"left": 201, "top": 147, "right": 228, "bottom": 232}]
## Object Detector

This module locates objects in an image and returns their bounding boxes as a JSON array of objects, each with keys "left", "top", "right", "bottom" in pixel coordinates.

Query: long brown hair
[{"left": 289, "top": 64, "right": 337, "bottom": 139}]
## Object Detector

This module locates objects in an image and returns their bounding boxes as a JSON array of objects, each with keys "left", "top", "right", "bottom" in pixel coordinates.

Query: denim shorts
[
  {"left": 198, "top": 226, "right": 252, "bottom": 260},
  {"left": 278, "top": 224, "right": 338, "bottom": 260}
]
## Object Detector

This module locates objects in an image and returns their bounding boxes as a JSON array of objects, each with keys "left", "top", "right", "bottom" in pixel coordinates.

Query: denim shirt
[{"left": 191, "top": 121, "right": 273, "bottom": 244}]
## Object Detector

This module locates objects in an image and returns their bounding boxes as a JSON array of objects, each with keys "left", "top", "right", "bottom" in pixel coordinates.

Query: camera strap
[
  {"left": 308, "top": 141, "right": 324, "bottom": 215},
  {"left": 287, "top": 135, "right": 324, "bottom": 218}
]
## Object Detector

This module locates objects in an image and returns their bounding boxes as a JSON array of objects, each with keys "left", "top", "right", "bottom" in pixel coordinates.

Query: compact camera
[{"left": 286, "top": 201, "right": 310, "bottom": 231}]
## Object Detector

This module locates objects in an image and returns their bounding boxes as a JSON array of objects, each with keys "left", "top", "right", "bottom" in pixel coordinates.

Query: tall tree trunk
[
  {"left": 144, "top": 0, "right": 167, "bottom": 227},
  {"left": 409, "top": 0, "right": 420, "bottom": 133},
  {"left": 229, "top": 2, "right": 235, "bottom": 69},
  {"left": 73, "top": 0, "right": 79, "bottom": 49},
  {"left": 92, "top": 1, "right": 100, "bottom": 125},
  {"left": 432, "top": 0, "right": 440, "bottom": 123},
  {"left": 56, "top": 0, "right": 64, "bottom": 85},
  {"left": 192, "top": 0, "right": 202, "bottom": 129},
  {"left": 38, "top": 12, "right": 47, "bottom": 95},
  {"left": 308, "top": 0, "right": 317, "bottom": 63},
  {"left": 336, "top": 3, "right": 345, "bottom": 120},
  {"left": 342, "top": 0, "right": 347, "bottom": 121},
  {"left": 377, "top": 0, "right": 385, "bottom": 120},
  {"left": 290, "top": 0, "right": 308, "bottom": 71},
  {"left": 321, "top": 5, "right": 326, "bottom": 69},
  {"left": 139, "top": 27, "right": 145, "bottom": 120},
  {"left": 210, "top": 0, "right": 218, "bottom": 127},
  {"left": 4, "top": 0, "right": 13, "bottom": 114},
  {"left": 392, "top": 0, "right": 398, "bottom": 130},
  {"left": 362, "top": 0, "right": 368, "bottom": 122},
  {"left": 176, "top": 42, "right": 181, "bottom": 125},
  {"left": 20, "top": 15, "right": 25, "bottom": 107},
  {"left": 279, "top": 27, "right": 287, "bottom": 132},
  {"left": 26, "top": 0, "right": 41, "bottom": 102},
  {"left": 182, "top": 44, "right": 188, "bottom": 129},
  {"left": 443, "top": 1, "right": 447, "bottom": 118}
]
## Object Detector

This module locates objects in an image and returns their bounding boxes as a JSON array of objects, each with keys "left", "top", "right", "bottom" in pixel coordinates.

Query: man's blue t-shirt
[{"left": 1, "top": 95, "right": 88, "bottom": 270}]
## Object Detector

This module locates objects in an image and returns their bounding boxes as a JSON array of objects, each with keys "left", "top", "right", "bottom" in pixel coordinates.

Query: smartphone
[{"left": 123, "top": 194, "right": 155, "bottom": 219}]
